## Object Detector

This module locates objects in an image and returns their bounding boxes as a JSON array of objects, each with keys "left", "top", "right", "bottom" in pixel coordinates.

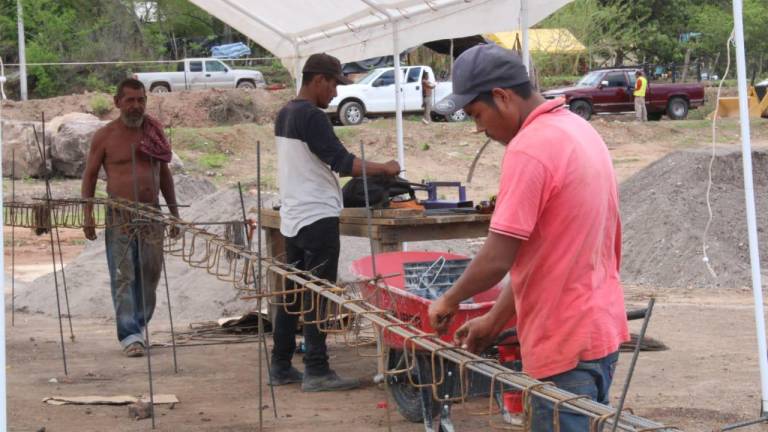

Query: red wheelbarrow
[{"left": 351, "top": 251, "right": 522, "bottom": 431}]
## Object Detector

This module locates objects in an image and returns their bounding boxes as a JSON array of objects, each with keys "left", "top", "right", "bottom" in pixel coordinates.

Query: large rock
[
  {"left": 50, "top": 117, "right": 107, "bottom": 178},
  {"left": 1, "top": 120, "right": 49, "bottom": 179}
]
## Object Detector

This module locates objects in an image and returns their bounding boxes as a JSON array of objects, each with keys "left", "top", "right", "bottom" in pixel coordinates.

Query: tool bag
[{"left": 342, "top": 176, "right": 425, "bottom": 208}]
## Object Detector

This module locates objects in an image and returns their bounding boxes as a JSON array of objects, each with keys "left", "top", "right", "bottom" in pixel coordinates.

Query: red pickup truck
[{"left": 542, "top": 68, "right": 705, "bottom": 121}]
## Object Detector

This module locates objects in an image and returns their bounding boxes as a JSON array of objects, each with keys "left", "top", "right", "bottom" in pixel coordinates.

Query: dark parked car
[{"left": 542, "top": 68, "right": 705, "bottom": 121}]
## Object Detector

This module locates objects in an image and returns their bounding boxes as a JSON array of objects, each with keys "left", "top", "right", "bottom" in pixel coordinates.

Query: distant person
[
  {"left": 634, "top": 70, "right": 648, "bottom": 122},
  {"left": 272, "top": 52, "right": 400, "bottom": 392},
  {"left": 81, "top": 78, "right": 180, "bottom": 358},
  {"left": 421, "top": 69, "right": 436, "bottom": 124},
  {"left": 428, "top": 44, "right": 628, "bottom": 432}
]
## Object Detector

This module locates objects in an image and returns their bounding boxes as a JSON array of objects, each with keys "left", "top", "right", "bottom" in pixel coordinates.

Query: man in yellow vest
[{"left": 633, "top": 70, "right": 648, "bottom": 122}]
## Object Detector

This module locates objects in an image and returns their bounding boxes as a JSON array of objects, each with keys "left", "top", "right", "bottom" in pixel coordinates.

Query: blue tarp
[{"left": 211, "top": 42, "right": 251, "bottom": 59}]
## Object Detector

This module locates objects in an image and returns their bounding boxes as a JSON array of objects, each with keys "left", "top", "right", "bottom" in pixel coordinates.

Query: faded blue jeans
[
  {"left": 531, "top": 352, "right": 620, "bottom": 432},
  {"left": 104, "top": 208, "right": 163, "bottom": 349}
]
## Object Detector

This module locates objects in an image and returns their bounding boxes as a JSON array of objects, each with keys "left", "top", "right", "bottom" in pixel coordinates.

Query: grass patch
[
  {"left": 670, "top": 120, "right": 711, "bottom": 129},
  {"left": 169, "top": 128, "right": 213, "bottom": 152},
  {"left": 334, "top": 126, "right": 360, "bottom": 142},
  {"left": 199, "top": 153, "right": 229, "bottom": 169},
  {"left": 90, "top": 95, "right": 112, "bottom": 116}
]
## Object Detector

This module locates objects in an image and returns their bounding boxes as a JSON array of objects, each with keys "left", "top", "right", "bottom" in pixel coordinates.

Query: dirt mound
[
  {"left": 620, "top": 148, "right": 768, "bottom": 288},
  {"left": 1, "top": 88, "right": 294, "bottom": 128}
]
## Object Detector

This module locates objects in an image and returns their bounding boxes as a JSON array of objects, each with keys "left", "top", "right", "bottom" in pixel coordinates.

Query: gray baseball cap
[{"left": 434, "top": 44, "right": 529, "bottom": 115}]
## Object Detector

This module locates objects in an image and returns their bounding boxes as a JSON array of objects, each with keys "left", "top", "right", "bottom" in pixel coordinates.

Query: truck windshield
[
  {"left": 577, "top": 71, "right": 603, "bottom": 87},
  {"left": 357, "top": 69, "right": 380, "bottom": 85}
]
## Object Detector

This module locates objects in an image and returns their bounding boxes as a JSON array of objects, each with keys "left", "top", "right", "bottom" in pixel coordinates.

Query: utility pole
[{"left": 17, "top": 0, "right": 28, "bottom": 101}]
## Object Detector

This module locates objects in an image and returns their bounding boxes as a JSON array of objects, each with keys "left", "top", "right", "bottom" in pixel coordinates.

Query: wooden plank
[
  {"left": 339, "top": 213, "right": 491, "bottom": 226},
  {"left": 341, "top": 207, "right": 424, "bottom": 219}
]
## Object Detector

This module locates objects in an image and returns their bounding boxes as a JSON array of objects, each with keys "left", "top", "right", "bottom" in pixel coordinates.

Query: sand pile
[
  {"left": 13, "top": 177, "right": 260, "bottom": 323},
  {"left": 620, "top": 148, "right": 768, "bottom": 288},
  {"left": 15, "top": 178, "right": 481, "bottom": 323}
]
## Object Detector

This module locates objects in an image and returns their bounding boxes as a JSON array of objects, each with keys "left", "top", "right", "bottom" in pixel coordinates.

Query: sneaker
[
  {"left": 123, "top": 342, "right": 145, "bottom": 358},
  {"left": 421, "top": 118, "right": 430, "bottom": 125},
  {"left": 269, "top": 366, "right": 303, "bottom": 386},
  {"left": 301, "top": 370, "right": 360, "bottom": 392}
]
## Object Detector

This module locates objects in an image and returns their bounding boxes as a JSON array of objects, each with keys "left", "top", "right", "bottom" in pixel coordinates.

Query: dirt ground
[
  {"left": 5, "top": 89, "right": 768, "bottom": 430},
  {"left": 5, "top": 287, "right": 768, "bottom": 431}
]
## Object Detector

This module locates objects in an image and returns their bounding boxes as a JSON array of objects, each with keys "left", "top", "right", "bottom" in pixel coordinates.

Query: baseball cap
[
  {"left": 302, "top": 53, "right": 352, "bottom": 85},
  {"left": 434, "top": 44, "right": 529, "bottom": 115}
]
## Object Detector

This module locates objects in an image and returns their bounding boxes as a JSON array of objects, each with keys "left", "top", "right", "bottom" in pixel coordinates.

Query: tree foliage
[{"left": 541, "top": 0, "right": 768, "bottom": 77}]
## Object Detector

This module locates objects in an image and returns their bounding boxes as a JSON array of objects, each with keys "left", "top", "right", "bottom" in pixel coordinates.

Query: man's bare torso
[{"left": 96, "top": 119, "right": 160, "bottom": 203}]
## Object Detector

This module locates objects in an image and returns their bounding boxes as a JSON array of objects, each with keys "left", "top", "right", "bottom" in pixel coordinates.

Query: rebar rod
[{"left": 0, "top": 197, "right": 674, "bottom": 431}]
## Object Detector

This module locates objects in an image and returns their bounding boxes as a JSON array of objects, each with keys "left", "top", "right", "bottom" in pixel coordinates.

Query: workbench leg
[
  {"left": 264, "top": 227, "right": 285, "bottom": 325},
  {"left": 375, "top": 241, "right": 402, "bottom": 253}
]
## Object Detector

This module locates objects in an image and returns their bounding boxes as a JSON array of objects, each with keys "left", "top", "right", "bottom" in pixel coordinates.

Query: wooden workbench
[{"left": 259, "top": 207, "right": 492, "bottom": 256}]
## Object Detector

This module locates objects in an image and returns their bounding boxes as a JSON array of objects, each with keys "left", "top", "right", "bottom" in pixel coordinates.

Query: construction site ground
[{"left": 5, "top": 88, "right": 768, "bottom": 431}]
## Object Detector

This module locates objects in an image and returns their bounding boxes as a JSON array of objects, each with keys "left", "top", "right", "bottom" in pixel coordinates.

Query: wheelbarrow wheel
[{"left": 388, "top": 350, "right": 440, "bottom": 423}]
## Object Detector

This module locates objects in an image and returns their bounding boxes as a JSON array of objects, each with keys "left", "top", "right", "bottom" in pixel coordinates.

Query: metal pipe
[
  {"left": 16, "top": 0, "right": 27, "bottom": 100},
  {"left": 254, "top": 142, "right": 278, "bottom": 420},
  {"left": 10, "top": 146, "right": 15, "bottom": 326},
  {"left": 392, "top": 21, "right": 405, "bottom": 172},
  {"left": 160, "top": 255, "right": 178, "bottom": 373},
  {"left": 732, "top": 0, "right": 768, "bottom": 415},
  {"left": 611, "top": 298, "right": 655, "bottom": 432},
  {"left": 130, "top": 141, "right": 156, "bottom": 429},
  {"left": 520, "top": 0, "right": 530, "bottom": 74},
  {"left": 0, "top": 70, "right": 7, "bottom": 431}
]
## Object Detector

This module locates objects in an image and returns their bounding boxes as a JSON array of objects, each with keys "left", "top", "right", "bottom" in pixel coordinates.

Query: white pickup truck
[
  {"left": 133, "top": 58, "right": 266, "bottom": 93},
  {"left": 326, "top": 65, "right": 466, "bottom": 125}
]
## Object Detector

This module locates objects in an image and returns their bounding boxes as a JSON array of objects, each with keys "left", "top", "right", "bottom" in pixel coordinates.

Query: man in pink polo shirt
[{"left": 428, "top": 44, "right": 629, "bottom": 431}]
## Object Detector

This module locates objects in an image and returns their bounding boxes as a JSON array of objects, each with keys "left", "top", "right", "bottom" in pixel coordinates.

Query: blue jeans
[
  {"left": 104, "top": 208, "right": 163, "bottom": 349},
  {"left": 531, "top": 352, "right": 619, "bottom": 432}
]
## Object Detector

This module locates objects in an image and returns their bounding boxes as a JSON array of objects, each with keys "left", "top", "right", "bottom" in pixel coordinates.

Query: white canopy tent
[{"left": 188, "top": 0, "right": 572, "bottom": 170}]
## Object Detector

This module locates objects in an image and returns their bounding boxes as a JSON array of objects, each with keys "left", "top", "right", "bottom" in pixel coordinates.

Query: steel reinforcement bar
[{"left": 3, "top": 198, "right": 676, "bottom": 431}]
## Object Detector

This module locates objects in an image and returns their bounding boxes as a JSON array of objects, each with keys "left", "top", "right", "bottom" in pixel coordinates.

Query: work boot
[
  {"left": 301, "top": 370, "right": 360, "bottom": 392},
  {"left": 269, "top": 366, "right": 303, "bottom": 386}
]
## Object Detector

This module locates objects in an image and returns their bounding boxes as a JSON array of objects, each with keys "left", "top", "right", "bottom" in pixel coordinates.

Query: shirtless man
[{"left": 81, "top": 78, "right": 178, "bottom": 357}]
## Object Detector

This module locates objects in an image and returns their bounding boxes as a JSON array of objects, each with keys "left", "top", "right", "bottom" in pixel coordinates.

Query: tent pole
[
  {"left": 732, "top": 0, "right": 768, "bottom": 416},
  {"left": 392, "top": 21, "right": 405, "bottom": 172},
  {"left": 520, "top": 0, "right": 530, "bottom": 73},
  {"left": 0, "top": 69, "right": 7, "bottom": 432}
]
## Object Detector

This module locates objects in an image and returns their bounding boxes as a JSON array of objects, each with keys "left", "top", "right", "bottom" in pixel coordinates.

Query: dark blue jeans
[
  {"left": 531, "top": 352, "right": 620, "bottom": 432},
  {"left": 104, "top": 208, "right": 163, "bottom": 349},
  {"left": 271, "top": 217, "right": 339, "bottom": 376}
]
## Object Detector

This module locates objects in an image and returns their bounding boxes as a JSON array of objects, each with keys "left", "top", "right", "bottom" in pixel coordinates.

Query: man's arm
[
  {"left": 159, "top": 163, "right": 179, "bottom": 218},
  {"left": 349, "top": 158, "right": 400, "bottom": 177},
  {"left": 81, "top": 133, "right": 105, "bottom": 240},
  {"left": 453, "top": 279, "right": 516, "bottom": 352},
  {"left": 428, "top": 231, "right": 521, "bottom": 332},
  {"left": 304, "top": 111, "right": 400, "bottom": 177}
]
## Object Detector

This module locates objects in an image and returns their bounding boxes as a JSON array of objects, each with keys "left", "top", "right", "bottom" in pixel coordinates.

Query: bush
[{"left": 90, "top": 95, "right": 112, "bottom": 116}]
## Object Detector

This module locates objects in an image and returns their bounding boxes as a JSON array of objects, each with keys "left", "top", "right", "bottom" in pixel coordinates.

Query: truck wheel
[
  {"left": 446, "top": 109, "right": 467, "bottom": 122},
  {"left": 151, "top": 83, "right": 170, "bottom": 93},
  {"left": 569, "top": 100, "right": 592, "bottom": 120},
  {"left": 667, "top": 97, "right": 689, "bottom": 120},
  {"left": 339, "top": 101, "right": 364, "bottom": 126},
  {"left": 237, "top": 80, "right": 256, "bottom": 89}
]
